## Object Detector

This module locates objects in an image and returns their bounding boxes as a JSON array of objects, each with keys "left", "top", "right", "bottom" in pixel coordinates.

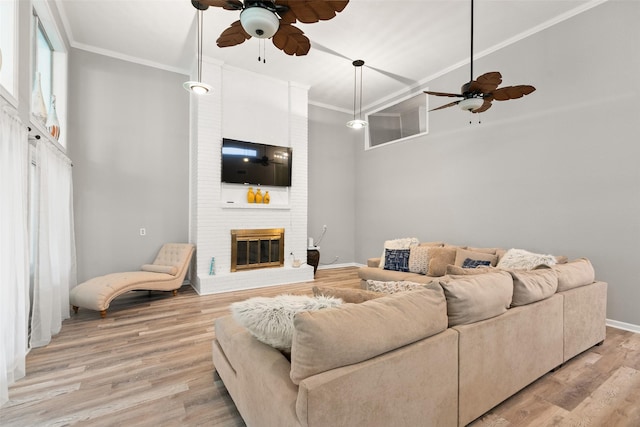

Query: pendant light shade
[
  {"left": 240, "top": 6, "right": 280, "bottom": 39},
  {"left": 184, "top": 10, "right": 212, "bottom": 95},
  {"left": 346, "top": 59, "right": 367, "bottom": 129}
]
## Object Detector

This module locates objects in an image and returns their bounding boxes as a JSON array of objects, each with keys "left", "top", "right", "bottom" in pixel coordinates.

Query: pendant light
[
  {"left": 346, "top": 60, "right": 367, "bottom": 129},
  {"left": 183, "top": 9, "right": 212, "bottom": 95}
]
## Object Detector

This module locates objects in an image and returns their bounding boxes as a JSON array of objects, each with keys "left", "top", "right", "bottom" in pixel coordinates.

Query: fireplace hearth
[{"left": 231, "top": 228, "right": 285, "bottom": 272}]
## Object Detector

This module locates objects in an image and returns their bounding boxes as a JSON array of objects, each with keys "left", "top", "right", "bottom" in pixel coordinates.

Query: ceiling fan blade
[
  {"left": 216, "top": 20, "right": 251, "bottom": 48},
  {"left": 276, "top": 0, "right": 349, "bottom": 24},
  {"left": 430, "top": 100, "right": 461, "bottom": 112},
  {"left": 492, "top": 85, "right": 536, "bottom": 101},
  {"left": 424, "top": 90, "right": 464, "bottom": 98},
  {"left": 194, "top": 0, "right": 242, "bottom": 10},
  {"left": 468, "top": 71, "right": 502, "bottom": 93},
  {"left": 272, "top": 24, "right": 311, "bottom": 56},
  {"left": 471, "top": 98, "right": 493, "bottom": 113}
]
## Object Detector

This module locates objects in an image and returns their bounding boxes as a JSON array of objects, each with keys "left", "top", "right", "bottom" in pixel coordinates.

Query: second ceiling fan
[{"left": 425, "top": 0, "right": 536, "bottom": 114}]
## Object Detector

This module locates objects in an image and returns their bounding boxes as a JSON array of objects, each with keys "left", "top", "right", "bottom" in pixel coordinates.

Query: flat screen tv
[{"left": 221, "top": 138, "right": 292, "bottom": 187}]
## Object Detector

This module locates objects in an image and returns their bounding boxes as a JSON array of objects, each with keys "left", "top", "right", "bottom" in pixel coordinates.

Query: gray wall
[
  {"left": 307, "top": 105, "right": 358, "bottom": 266},
  {"left": 350, "top": 1, "right": 640, "bottom": 325},
  {"left": 68, "top": 49, "right": 189, "bottom": 282}
]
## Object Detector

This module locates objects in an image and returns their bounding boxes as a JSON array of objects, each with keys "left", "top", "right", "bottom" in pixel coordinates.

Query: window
[
  {"left": 33, "top": 12, "right": 54, "bottom": 111},
  {"left": 365, "top": 93, "right": 429, "bottom": 150},
  {"left": 0, "top": 0, "right": 17, "bottom": 98}
]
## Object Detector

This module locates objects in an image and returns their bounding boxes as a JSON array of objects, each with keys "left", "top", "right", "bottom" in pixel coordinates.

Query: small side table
[{"left": 307, "top": 248, "right": 320, "bottom": 276}]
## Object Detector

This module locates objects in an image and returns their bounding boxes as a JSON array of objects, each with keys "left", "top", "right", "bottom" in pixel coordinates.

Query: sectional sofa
[{"left": 211, "top": 246, "right": 606, "bottom": 426}]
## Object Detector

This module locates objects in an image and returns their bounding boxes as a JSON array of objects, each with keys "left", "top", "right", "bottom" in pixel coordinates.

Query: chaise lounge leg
[
  {"left": 100, "top": 310, "right": 107, "bottom": 318},
  {"left": 72, "top": 305, "right": 79, "bottom": 314},
  {"left": 596, "top": 340, "right": 604, "bottom": 346},
  {"left": 172, "top": 289, "right": 178, "bottom": 296}
]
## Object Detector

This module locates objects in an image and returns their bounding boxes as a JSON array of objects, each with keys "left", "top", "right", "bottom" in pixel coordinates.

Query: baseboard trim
[
  {"left": 318, "top": 262, "right": 365, "bottom": 270},
  {"left": 606, "top": 319, "right": 640, "bottom": 334}
]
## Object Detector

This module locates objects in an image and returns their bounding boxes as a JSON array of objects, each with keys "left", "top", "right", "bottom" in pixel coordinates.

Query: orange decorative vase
[
  {"left": 263, "top": 191, "right": 270, "bottom": 204},
  {"left": 247, "top": 187, "right": 255, "bottom": 203},
  {"left": 255, "top": 188, "right": 263, "bottom": 203}
]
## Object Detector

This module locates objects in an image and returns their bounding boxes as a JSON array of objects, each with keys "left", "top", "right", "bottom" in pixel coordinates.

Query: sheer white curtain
[
  {"left": 30, "top": 140, "right": 76, "bottom": 348},
  {"left": 0, "top": 102, "right": 30, "bottom": 406}
]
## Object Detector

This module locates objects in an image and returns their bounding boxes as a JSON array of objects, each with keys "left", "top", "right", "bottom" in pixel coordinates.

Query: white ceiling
[{"left": 56, "top": 0, "right": 600, "bottom": 112}]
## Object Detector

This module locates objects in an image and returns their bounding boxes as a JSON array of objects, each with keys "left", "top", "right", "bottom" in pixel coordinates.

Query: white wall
[{"left": 349, "top": 1, "right": 640, "bottom": 325}]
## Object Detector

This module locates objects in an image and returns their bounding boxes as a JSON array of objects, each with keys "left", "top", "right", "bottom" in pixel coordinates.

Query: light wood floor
[{"left": 1, "top": 267, "right": 639, "bottom": 426}]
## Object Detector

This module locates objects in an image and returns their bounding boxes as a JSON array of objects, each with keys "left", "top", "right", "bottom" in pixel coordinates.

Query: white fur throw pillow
[
  {"left": 231, "top": 294, "right": 342, "bottom": 351},
  {"left": 497, "top": 248, "right": 557, "bottom": 270}
]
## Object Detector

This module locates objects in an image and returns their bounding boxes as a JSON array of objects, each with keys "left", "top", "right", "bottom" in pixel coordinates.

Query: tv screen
[{"left": 221, "top": 138, "right": 292, "bottom": 187}]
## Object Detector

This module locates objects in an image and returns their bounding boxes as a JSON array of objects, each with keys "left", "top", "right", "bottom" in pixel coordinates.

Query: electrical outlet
[{"left": 139, "top": 228, "right": 146, "bottom": 236}]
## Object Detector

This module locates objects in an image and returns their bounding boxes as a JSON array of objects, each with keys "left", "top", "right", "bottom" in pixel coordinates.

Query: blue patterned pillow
[
  {"left": 462, "top": 258, "right": 492, "bottom": 269},
  {"left": 384, "top": 249, "right": 411, "bottom": 272}
]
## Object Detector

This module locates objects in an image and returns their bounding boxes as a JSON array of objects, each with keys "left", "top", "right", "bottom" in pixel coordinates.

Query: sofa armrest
[
  {"left": 296, "top": 329, "right": 458, "bottom": 427},
  {"left": 367, "top": 257, "right": 381, "bottom": 267}
]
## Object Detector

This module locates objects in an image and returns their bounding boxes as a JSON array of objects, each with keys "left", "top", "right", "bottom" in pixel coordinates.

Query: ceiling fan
[
  {"left": 191, "top": 0, "right": 349, "bottom": 57},
  {"left": 425, "top": 0, "right": 536, "bottom": 114}
]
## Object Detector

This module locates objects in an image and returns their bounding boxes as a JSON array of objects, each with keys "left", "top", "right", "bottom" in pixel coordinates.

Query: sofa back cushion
[
  {"left": 508, "top": 268, "right": 559, "bottom": 306},
  {"left": 554, "top": 258, "right": 595, "bottom": 292},
  {"left": 440, "top": 271, "right": 513, "bottom": 326},
  {"left": 289, "top": 283, "right": 448, "bottom": 385}
]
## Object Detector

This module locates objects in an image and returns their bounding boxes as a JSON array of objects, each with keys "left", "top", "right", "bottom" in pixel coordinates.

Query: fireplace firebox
[{"left": 231, "top": 228, "right": 285, "bottom": 272}]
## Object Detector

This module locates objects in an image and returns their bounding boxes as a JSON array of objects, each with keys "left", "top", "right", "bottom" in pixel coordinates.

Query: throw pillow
[
  {"left": 508, "top": 268, "right": 559, "bottom": 307},
  {"left": 141, "top": 264, "right": 178, "bottom": 275},
  {"left": 461, "top": 258, "right": 491, "bottom": 268},
  {"left": 553, "top": 258, "right": 595, "bottom": 292},
  {"left": 312, "top": 286, "right": 384, "bottom": 303},
  {"left": 408, "top": 245, "right": 430, "bottom": 274},
  {"left": 383, "top": 248, "right": 411, "bottom": 272},
  {"left": 365, "top": 280, "right": 424, "bottom": 294},
  {"left": 426, "top": 247, "right": 457, "bottom": 277},
  {"left": 440, "top": 271, "right": 513, "bottom": 327},
  {"left": 496, "top": 248, "right": 557, "bottom": 270},
  {"left": 378, "top": 237, "right": 420, "bottom": 268},
  {"left": 454, "top": 248, "right": 498, "bottom": 268},
  {"left": 231, "top": 294, "right": 342, "bottom": 351}
]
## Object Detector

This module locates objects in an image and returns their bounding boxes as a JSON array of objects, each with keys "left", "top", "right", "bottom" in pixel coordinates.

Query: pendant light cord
[
  {"left": 197, "top": 10, "right": 203, "bottom": 82},
  {"left": 358, "top": 65, "right": 363, "bottom": 121},
  {"left": 352, "top": 65, "right": 357, "bottom": 121}
]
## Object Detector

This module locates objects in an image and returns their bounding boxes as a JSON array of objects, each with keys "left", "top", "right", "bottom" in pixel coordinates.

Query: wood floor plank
[{"left": 1, "top": 267, "right": 639, "bottom": 426}]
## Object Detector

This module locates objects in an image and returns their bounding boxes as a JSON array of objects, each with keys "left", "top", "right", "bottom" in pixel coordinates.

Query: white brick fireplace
[{"left": 188, "top": 59, "right": 313, "bottom": 294}]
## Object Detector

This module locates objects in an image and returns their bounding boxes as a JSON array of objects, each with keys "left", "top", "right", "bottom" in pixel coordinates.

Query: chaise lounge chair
[{"left": 70, "top": 243, "right": 195, "bottom": 318}]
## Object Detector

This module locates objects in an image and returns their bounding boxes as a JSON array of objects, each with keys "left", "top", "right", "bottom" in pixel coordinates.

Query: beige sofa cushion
[
  {"left": 554, "top": 258, "right": 595, "bottom": 291},
  {"left": 508, "top": 268, "right": 559, "bottom": 307},
  {"left": 312, "top": 286, "right": 383, "bottom": 303},
  {"left": 440, "top": 271, "right": 513, "bottom": 326},
  {"left": 454, "top": 248, "right": 498, "bottom": 268},
  {"left": 290, "top": 284, "right": 448, "bottom": 385},
  {"left": 446, "top": 265, "right": 495, "bottom": 276},
  {"left": 427, "top": 247, "right": 457, "bottom": 277}
]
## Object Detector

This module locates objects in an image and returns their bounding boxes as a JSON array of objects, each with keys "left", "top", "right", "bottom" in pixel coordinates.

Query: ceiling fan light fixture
[
  {"left": 240, "top": 6, "right": 280, "bottom": 39},
  {"left": 459, "top": 97, "right": 484, "bottom": 111}
]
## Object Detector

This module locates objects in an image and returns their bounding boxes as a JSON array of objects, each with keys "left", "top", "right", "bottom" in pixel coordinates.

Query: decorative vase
[
  {"left": 263, "top": 190, "right": 270, "bottom": 204},
  {"left": 31, "top": 72, "right": 48, "bottom": 125},
  {"left": 247, "top": 187, "right": 255, "bottom": 203},
  {"left": 46, "top": 95, "right": 61, "bottom": 140},
  {"left": 255, "top": 188, "right": 263, "bottom": 203}
]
